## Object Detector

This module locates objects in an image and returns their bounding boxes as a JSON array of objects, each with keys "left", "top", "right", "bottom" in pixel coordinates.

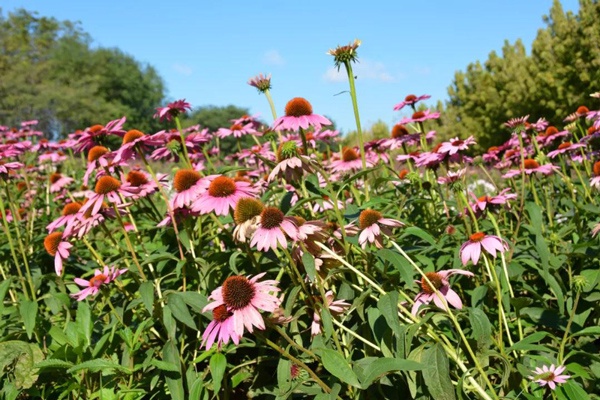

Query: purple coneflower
[
  {"left": 312, "top": 290, "right": 351, "bottom": 336},
  {"left": 201, "top": 304, "right": 240, "bottom": 350},
  {"left": 250, "top": 207, "right": 297, "bottom": 252},
  {"left": 399, "top": 109, "right": 440, "bottom": 125},
  {"left": 272, "top": 97, "right": 331, "bottom": 131},
  {"left": 81, "top": 176, "right": 139, "bottom": 216},
  {"left": 233, "top": 197, "right": 264, "bottom": 242},
  {"left": 546, "top": 141, "right": 586, "bottom": 159},
  {"left": 393, "top": 94, "right": 431, "bottom": 111},
  {"left": 47, "top": 202, "right": 82, "bottom": 232},
  {"left": 460, "top": 232, "right": 507, "bottom": 266},
  {"left": 356, "top": 209, "right": 403, "bottom": 249},
  {"left": 412, "top": 269, "right": 474, "bottom": 315},
  {"left": 329, "top": 147, "right": 372, "bottom": 173},
  {"left": 192, "top": 175, "right": 257, "bottom": 216},
  {"left": 71, "top": 266, "right": 127, "bottom": 301},
  {"left": 529, "top": 364, "right": 570, "bottom": 390},
  {"left": 44, "top": 232, "right": 72, "bottom": 276},
  {"left": 170, "top": 169, "right": 206, "bottom": 209},
  {"left": 154, "top": 99, "right": 191, "bottom": 122},
  {"left": 49, "top": 173, "right": 74, "bottom": 193},
  {"left": 502, "top": 159, "right": 559, "bottom": 179},
  {"left": 203, "top": 273, "right": 281, "bottom": 337},
  {"left": 438, "top": 136, "right": 476, "bottom": 155},
  {"left": 217, "top": 123, "right": 257, "bottom": 139}
]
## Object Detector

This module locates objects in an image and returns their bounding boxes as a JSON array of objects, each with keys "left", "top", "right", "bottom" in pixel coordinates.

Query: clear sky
[{"left": 2, "top": 0, "right": 580, "bottom": 133}]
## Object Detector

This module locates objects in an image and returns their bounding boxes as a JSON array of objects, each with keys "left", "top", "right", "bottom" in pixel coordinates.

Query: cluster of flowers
[{"left": 3, "top": 82, "right": 596, "bottom": 391}]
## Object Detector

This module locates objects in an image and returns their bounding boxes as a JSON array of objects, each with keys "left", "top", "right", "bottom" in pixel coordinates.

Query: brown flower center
[
  {"left": 469, "top": 232, "right": 486, "bottom": 242},
  {"left": 222, "top": 276, "right": 256, "bottom": 310},
  {"left": 95, "top": 176, "right": 121, "bottom": 194},
  {"left": 523, "top": 159, "right": 540, "bottom": 170},
  {"left": 89, "top": 274, "right": 107, "bottom": 288},
  {"left": 208, "top": 176, "right": 236, "bottom": 197},
  {"left": 44, "top": 232, "right": 63, "bottom": 256},
  {"left": 126, "top": 171, "right": 149, "bottom": 187},
  {"left": 88, "top": 124, "right": 104, "bottom": 134},
  {"left": 477, "top": 196, "right": 491, "bottom": 203},
  {"left": 391, "top": 124, "right": 409, "bottom": 138},
  {"left": 557, "top": 142, "right": 572, "bottom": 150},
  {"left": 62, "top": 202, "right": 82, "bottom": 216},
  {"left": 342, "top": 147, "right": 359, "bottom": 162},
  {"left": 405, "top": 94, "right": 417, "bottom": 102},
  {"left": 451, "top": 139, "right": 464, "bottom": 147},
  {"left": 260, "top": 207, "right": 284, "bottom": 229},
  {"left": 488, "top": 146, "right": 499, "bottom": 152},
  {"left": 412, "top": 111, "right": 425, "bottom": 120},
  {"left": 173, "top": 169, "right": 201, "bottom": 193},
  {"left": 212, "top": 304, "right": 233, "bottom": 322},
  {"left": 285, "top": 97, "right": 313, "bottom": 117},
  {"left": 398, "top": 169, "right": 409, "bottom": 179},
  {"left": 234, "top": 197, "right": 264, "bottom": 224},
  {"left": 229, "top": 124, "right": 243, "bottom": 131},
  {"left": 594, "top": 161, "right": 600, "bottom": 177},
  {"left": 545, "top": 126, "right": 558, "bottom": 136},
  {"left": 50, "top": 173, "right": 62, "bottom": 184},
  {"left": 576, "top": 105, "right": 589, "bottom": 115},
  {"left": 88, "top": 146, "right": 109, "bottom": 162},
  {"left": 122, "top": 129, "right": 145, "bottom": 145},
  {"left": 359, "top": 209, "right": 382, "bottom": 230},
  {"left": 421, "top": 272, "right": 443, "bottom": 295}
]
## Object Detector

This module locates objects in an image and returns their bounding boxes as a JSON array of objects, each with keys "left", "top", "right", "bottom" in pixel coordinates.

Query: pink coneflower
[
  {"left": 203, "top": 273, "right": 282, "bottom": 336},
  {"left": 438, "top": 136, "right": 477, "bottom": 155},
  {"left": 170, "top": 169, "right": 206, "bottom": 209},
  {"left": 80, "top": 176, "right": 139, "bottom": 216},
  {"left": 201, "top": 304, "right": 240, "bottom": 350},
  {"left": 563, "top": 105, "right": 589, "bottom": 122},
  {"left": 154, "top": 99, "right": 191, "bottom": 122},
  {"left": 269, "top": 141, "right": 313, "bottom": 182},
  {"left": 590, "top": 161, "right": 600, "bottom": 188},
  {"left": 437, "top": 169, "right": 466, "bottom": 185},
  {"left": 0, "top": 161, "right": 24, "bottom": 176},
  {"left": 529, "top": 364, "right": 570, "bottom": 390},
  {"left": 192, "top": 175, "right": 257, "bottom": 216},
  {"left": 248, "top": 73, "right": 272, "bottom": 93},
  {"left": 272, "top": 97, "right": 331, "bottom": 131},
  {"left": 125, "top": 170, "right": 167, "bottom": 199},
  {"left": 468, "top": 189, "right": 517, "bottom": 213},
  {"left": 70, "top": 266, "right": 127, "bottom": 301},
  {"left": 250, "top": 207, "right": 298, "bottom": 252},
  {"left": 49, "top": 173, "right": 74, "bottom": 193},
  {"left": 537, "top": 126, "right": 570, "bottom": 148},
  {"left": 312, "top": 290, "right": 351, "bottom": 336},
  {"left": 393, "top": 94, "right": 431, "bottom": 111},
  {"left": 502, "top": 159, "right": 559, "bottom": 178},
  {"left": 113, "top": 129, "right": 164, "bottom": 163},
  {"left": 504, "top": 115, "right": 529, "bottom": 130},
  {"left": 412, "top": 269, "right": 474, "bottom": 315},
  {"left": 460, "top": 232, "right": 507, "bottom": 266},
  {"left": 546, "top": 141, "right": 586, "bottom": 159},
  {"left": 47, "top": 202, "right": 82, "bottom": 232},
  {"left": 44, "top": 232, "right": 72, "bottom": 276},
  {"left": 217, "top": 123, "right": 257, "bottom": 139},
  {"left": 74, "top": 117, "right": 126, "bottom": 152},
  {"left": 399, "top": 109, "right": 440, "bottom": 125},
  {"left": 329, "top": 147, "right": 372, "bottom": 173},
  {"left": 356, "top": 209, "right": 403, "bottom": 249}
]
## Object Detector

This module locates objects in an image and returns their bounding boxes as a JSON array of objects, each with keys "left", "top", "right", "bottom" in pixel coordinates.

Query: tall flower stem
[
  {"left": 174, "top": 116, "right": 193, "bottom": 169},
  {"left": 343, "top": 61, "right": 369, "bottom": 201},
  {"left": 0, "top": 190, "right": 30, "bottom": 299},
  {"left": 112, "top": 204, "right": 147, "bottom": 281},
  {"left": 558, "top": 290, "right": 581, "bottom": 364}
]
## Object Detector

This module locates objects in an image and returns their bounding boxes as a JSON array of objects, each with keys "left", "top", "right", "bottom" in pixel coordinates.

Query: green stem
[
  {"left": 558, "top": 290, "right": 581, "bottom": 364},
  {"left": 174, "top": 116, "right": 193, "bottom": 168}
]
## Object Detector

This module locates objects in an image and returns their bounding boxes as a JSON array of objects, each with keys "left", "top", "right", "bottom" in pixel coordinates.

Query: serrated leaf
[
  {"left": 210, "top": 353, "right": 227, "bottom": 394},
  {"left": 318, "top": 348, "right": 360, "bottom": 388},
  {"left": 422, "top": 343, "right": 455, "bottom": 400}
]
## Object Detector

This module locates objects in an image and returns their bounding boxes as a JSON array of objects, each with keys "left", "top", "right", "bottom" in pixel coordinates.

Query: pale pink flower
[
  {"left": 546, "top": 142, "right": 586, "bottom": 159},
  {"left": 273, "top": 97, "right": 331, "bottom": 131},
  {"left": 399, "top": 109, "right": 440, "bottom": 124},
  {"left": 203, "top": 273, "right": 282, "bottom": 337},
  {"left": 70, "top": 266, "right": 128, "bottom": 301},
  {"left": 438, "top": 136, "right": 476, "bottom": 155},
  {"left": 80, "top": 176, "right": 140, "bottom": 217},
  {"left": 412, "top": 269, "right": 474, "bottom": 315},
  {"left": 502, "top": 159, "right": 559, "bottom": 179},
  {"left": 44, "top": 232, "right": 72, "bottom": 276},
  {"left": 49, "top": 173, "right": 74, "bottom": 193},
  {"left": 354, "top": 209, "right": 403, "bottom": 249},
  {"left": 393, "top": 94, "right": 431, "bottom": 111},
  {"left": 311, "top": 290, "right": 351, "bottom": 337},
  {"left": 468, "top": 189, "right": 517, "bottom": 213},
  {"left": 47, "top": 202, "right": 83, "bottom": 232},
  {"left": 250, "top": 207, "right": 298, "bottom": 252},
  {"left": 529, "top": 364, "right": 570, "bottom": 390},
  {"left": 460, "top": 232, "right": 508, "bottom": 266},
  {"left": 192, "top": 175, "right": 257, "bottom": 216},
  {"left": 0, "top": 161, "right": 24, "bottom": 176},
  {"left": 170, "top": 169, "right": 207, "bottom": 209},
  {"left": 268, "top": 155, "right": 313, "bottom": 182},
  {"left": 217, "top": 123, "right": 257, "bottom": 138},
  {"left": 247, "top": 73, "right": 272, "bottom": 93},
  {"left": 329, "top": 147, "right": 373, "bottom": 173},
  {"left": 437, "top": 169, "right": 466, "bottom": 185},
  {"left": 154, "top": 99, "right": 191, "bottom": 122}
]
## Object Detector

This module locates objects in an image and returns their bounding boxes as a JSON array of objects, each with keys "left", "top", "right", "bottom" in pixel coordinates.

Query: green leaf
[
  {"left": 507, "top": 332, "right": 550, "bottom": 353},
  {"left": 422, "top": 343, "right": 456, "bottom": 400},
  {"left": 302, "top": 252, "right": 317, "bottom": 283},
  {"left": 469, "top": 308, "right": 492, "bottom": 351},
  {"left": 67, "top": 359, "right": 132, "bottom": 374},
  {"left": 0, "top": 341, "right": 44, "bottom": 389},
  {"left": 150, "top": 359, "right": 180, "bottom": 373},
  {"left": 401, "top": 226, "right": 438, "bottom": 247},
  {"left": 163, "top": 340, "right": 184, "bottom": 400},
  {"left": 35, "top": 359, "right": 74, "bottom": 369},
  {"left": 139, "top": 281, "right": 154, "bottom": 314},
  {"left": 377, "top": 292, "right": 401, "bottom": 336},
  {"left": 167, "top": 293, "right": 197, "bottom": 330},
  {"left": 360, "top": 357, "right": 425, "bottom": 388},
  {"left": 277, "top": 358, "right": 292, "bottom": 395},
  {"left": 318, "top": 348, "right": 361, "bottom": 388},
  {"left": 559, "top": 380, "right": 590, "bottom": 400},
  {"left": 571, "top": 326, "right": 600, "bottom": 337},
  {"left": 76, "top": 301, "right": 92, "bottom": 347},
  {"left": 376, "top": 249, "right": 414, "bottom": 285},
  {"left": 19, "top": 299, "right": 37, "bottom": 339},
  {"left": 210, "top": 353, "right": 227, "bottom": 394}
]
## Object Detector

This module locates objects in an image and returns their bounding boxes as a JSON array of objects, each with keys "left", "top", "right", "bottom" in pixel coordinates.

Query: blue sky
[{"left": 3, "top": 0, "right": 580, "bottom": 133}]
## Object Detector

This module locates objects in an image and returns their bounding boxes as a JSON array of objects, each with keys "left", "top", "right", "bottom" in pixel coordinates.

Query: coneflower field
[{"left": 1, "top": 43, "right": 600, "bottom": 400}]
